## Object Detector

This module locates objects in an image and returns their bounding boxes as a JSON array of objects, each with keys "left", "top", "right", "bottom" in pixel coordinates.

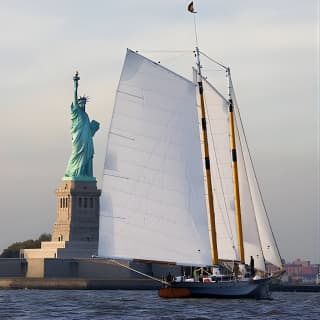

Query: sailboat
[{"left": 98, "top": 47, "right": 284, "bottom": 298}]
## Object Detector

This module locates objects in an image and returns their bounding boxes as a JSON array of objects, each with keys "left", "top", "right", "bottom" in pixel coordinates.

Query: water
[{"left": 0, "top": 290, "right": 319, "bottom": 320}]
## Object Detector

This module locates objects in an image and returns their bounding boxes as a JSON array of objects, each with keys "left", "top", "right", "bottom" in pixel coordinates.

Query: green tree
[{"left": 0, "top": 233, "right": 51, "bottom": 258}]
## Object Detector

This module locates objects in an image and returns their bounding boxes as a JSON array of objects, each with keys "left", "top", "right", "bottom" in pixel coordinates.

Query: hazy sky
[{"left": 0, "top": 0, "right": 318, "bottom": 263}]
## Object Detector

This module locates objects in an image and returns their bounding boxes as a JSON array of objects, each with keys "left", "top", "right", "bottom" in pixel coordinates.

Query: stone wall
[
  {"left": 0, "top": 258, "right": 182, "bottom": 281},
  {"left": 0, "top": 259, "right": 27, "bottom": 277},
  {"left": 26, "top": 259, "right": 44, "bottom": 278}
]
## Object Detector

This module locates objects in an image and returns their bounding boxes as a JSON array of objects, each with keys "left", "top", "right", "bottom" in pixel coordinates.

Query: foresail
[
  {"left": 231, "top": 86, "right": 283, "bottom": 269},
  {"left": 99, "top": 49, "right": 212, "bottom": 266},
  {"left": 200, "top": 72, "right": 273, "bottom": 271},
  {"left": 196, "top": 70, "right": 238, "bottom": 262},
  {"left": 233, "top": 108, "right": 266, "bottom": 271}
]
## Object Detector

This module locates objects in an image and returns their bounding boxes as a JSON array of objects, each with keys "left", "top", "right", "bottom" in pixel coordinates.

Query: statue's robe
[{"left": 64, "top": 103, "right": 99, "bottom": 179}]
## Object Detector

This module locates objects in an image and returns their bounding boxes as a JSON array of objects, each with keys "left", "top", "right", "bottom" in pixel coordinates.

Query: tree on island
[{"left": 0, "top": 233, "right": 51, "bottom": 258}]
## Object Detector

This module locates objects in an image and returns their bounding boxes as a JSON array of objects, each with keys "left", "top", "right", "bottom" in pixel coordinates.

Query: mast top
[
  {"left": 195, "top": 47, "right": 202, "bottom": 77},
  {"left": 188, "top": 1, "right": 199, "bottom": 49}
]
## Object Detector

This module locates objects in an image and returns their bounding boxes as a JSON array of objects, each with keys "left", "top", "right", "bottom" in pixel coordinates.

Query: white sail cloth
[
  {"left": 233, "top": 102, "right": 266, "bottom": 271},
  {"left": 230, "top": 83, "right": 283, "bottom": 269},
  {"left": 200, "top": 76, "right": 239, "bottom": 262},
  {"left": 200, "top": 74, "right": 265, "bottom": 270},
  {"left": 99, "top": 49, "right": 213, "bottom": 266},
  {"left": 202, "top": 75, "right": 282, "bottom": 271}
]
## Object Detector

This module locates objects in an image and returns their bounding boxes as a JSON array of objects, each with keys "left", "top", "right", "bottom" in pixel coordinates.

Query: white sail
[
  {"left": 201, "top": 74, "right": 278, "bottom": 271},
  {"left": 99, "top": 49, "right": 212, "bottom": 266},
  {"left": 231, "top": 85, "right": 283, "bottom": 269},
  {"left": 198, "top": 73, "right": 239, "bottom": 262},
  {"left": 233, "top": 106, "right": 266, "bottom": 272}
]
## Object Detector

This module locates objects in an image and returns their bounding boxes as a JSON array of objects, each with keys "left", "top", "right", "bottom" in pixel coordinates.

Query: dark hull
[{"left": 159, "top": 277, "right": 271, "bottom": 299}]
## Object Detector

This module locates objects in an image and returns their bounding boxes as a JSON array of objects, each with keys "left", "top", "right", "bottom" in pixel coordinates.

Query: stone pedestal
[
  {"left": 22, "top": 179, "right": 101, "bottom": 261},
  {"left": 52, "top": 180, "right": 101, "bottom": 243}
]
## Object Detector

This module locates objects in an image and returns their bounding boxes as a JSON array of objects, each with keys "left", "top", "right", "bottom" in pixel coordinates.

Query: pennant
[{"left": 187, "top": 1, "right": 195, "bottom": 13}]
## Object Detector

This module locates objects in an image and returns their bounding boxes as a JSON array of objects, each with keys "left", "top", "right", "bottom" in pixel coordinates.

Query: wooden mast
[
  {"left": 193, "top": 44, "right": 246, "bottom": 264},
  {"left": 195, "top": 47, "right": 219, "bottom": 265},
  {"left": 227, "top": 68, "right": 245, "bottom": 263}
]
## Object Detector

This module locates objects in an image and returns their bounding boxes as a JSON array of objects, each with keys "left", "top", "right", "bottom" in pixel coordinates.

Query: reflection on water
[{"left": 0, "top": 290, "right": 319, "bottom": 319}]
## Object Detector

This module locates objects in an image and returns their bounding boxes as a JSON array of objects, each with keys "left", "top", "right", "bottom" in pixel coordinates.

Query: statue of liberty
[{"left": 64, "top": 72, "right": 100, "bottom": 181}]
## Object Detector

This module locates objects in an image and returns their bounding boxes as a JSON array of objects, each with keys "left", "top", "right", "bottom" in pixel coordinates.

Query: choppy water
[{"left": 0, "top": 290, "right": 319, "bottom": 320}]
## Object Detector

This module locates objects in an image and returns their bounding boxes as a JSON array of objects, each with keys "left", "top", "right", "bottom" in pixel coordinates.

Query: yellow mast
[
  {"left": 227, "top": 68, "right": 245, "bottom": 263},
  {"left": 194, "top": 47, "right": 246, "bottom": 264},
  {"left": 195, "top": 47, "right": 219, "bottom": 265}
]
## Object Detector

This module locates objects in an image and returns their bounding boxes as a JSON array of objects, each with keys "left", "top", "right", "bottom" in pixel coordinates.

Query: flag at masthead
[{"left": 187, "top": 1, "right": 195, "bottom": 13}]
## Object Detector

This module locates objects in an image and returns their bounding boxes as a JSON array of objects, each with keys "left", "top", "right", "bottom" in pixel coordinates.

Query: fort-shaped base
[{"left": 22, "top": 179, "right": 101, "bottom": 260}]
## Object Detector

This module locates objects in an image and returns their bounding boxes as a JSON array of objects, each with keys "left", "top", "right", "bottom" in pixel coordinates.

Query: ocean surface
[{"left": 0, "top": 290, "right": 319, "bottom": 320}]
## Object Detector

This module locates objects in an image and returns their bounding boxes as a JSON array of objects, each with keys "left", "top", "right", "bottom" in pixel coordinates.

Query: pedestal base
[
  {"left": 22, "top": 179, "right": 101, "bottom": 261},
  {"left": 52, "top": 180, "right": 101, "bottom": 243}
]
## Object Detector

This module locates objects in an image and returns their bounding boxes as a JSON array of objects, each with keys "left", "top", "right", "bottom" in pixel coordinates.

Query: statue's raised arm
[{"left": 73, "top": 71, "right": 80, "bottom": 107}]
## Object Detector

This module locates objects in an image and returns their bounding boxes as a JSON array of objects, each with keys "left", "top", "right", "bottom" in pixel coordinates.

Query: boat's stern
[{"left": 250, "top": 277, "right": 272, "bottom": 299}]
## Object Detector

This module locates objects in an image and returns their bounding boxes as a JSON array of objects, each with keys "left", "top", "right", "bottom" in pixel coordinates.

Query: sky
[{"left": 0, "top": 0, "right": 318, "bottom": 264}]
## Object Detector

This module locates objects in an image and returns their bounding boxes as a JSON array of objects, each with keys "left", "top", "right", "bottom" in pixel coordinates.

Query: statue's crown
[{"left": 78, "top": 95, "right": 89, "bottom": 103}]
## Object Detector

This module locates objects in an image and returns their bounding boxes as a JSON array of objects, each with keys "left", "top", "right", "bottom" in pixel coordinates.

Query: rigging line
[
  {"left": 202, "top": 69, "right": 226, "bottom": 72},
  {"left": 233, "top": 94, "right": 283, "bottom": 265},
  {"left": 193, "top": 6, "right": 199, "bottom": 48},
  {"left": 109, "top": 259, "right": 169, "bottom": 285},
  {"left": 157, "top": 52, "right": 191, "bottom": 64},
  {"left": 110, "top": 131, "right": 135, "bottom": 141},
  {"left": 137, "top": 50, "right": 191, "bottom": 53},
  {"left": 199, "top": 51, "right": 228, "bottom": 70},
  {"left": 117, "top": 90, "right": 143, "bottom": 100},
  {"left": 103, "top": 173, "right": 129, "bottom": 180},
  {"left": 100, "top": 215, "right": 125, "bottom": 220},
  {"left": 202, "top": 80, "right": 237, "bottom": 249}
]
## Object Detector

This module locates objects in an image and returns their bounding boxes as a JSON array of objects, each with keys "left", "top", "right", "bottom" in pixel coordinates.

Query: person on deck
[
  {"left": 166, "top": 272, "right": 173, "bottom": 283},
  {"left": 250, "top": 256, "right": 255, "bottom": 277},
  {"left": 234, "top": 262, "right": 240, "bottom": 278}
]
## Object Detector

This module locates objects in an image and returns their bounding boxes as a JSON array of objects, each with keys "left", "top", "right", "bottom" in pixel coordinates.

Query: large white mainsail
[
  {"left": 99, "top": 49, "right": 212, "bottom": 266},
  {"left": 231, "top": 84, "right": 283, "bottom": 269}
]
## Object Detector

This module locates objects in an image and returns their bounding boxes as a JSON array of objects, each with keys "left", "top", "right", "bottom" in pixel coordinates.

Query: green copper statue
[{"left": 64, "top": 72, "right": 100, "bottom": 181}]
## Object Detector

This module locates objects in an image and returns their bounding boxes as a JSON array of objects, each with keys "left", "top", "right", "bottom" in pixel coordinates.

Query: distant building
[{"left": 281, "top": 259, "right": 319, "bottom": 284}]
